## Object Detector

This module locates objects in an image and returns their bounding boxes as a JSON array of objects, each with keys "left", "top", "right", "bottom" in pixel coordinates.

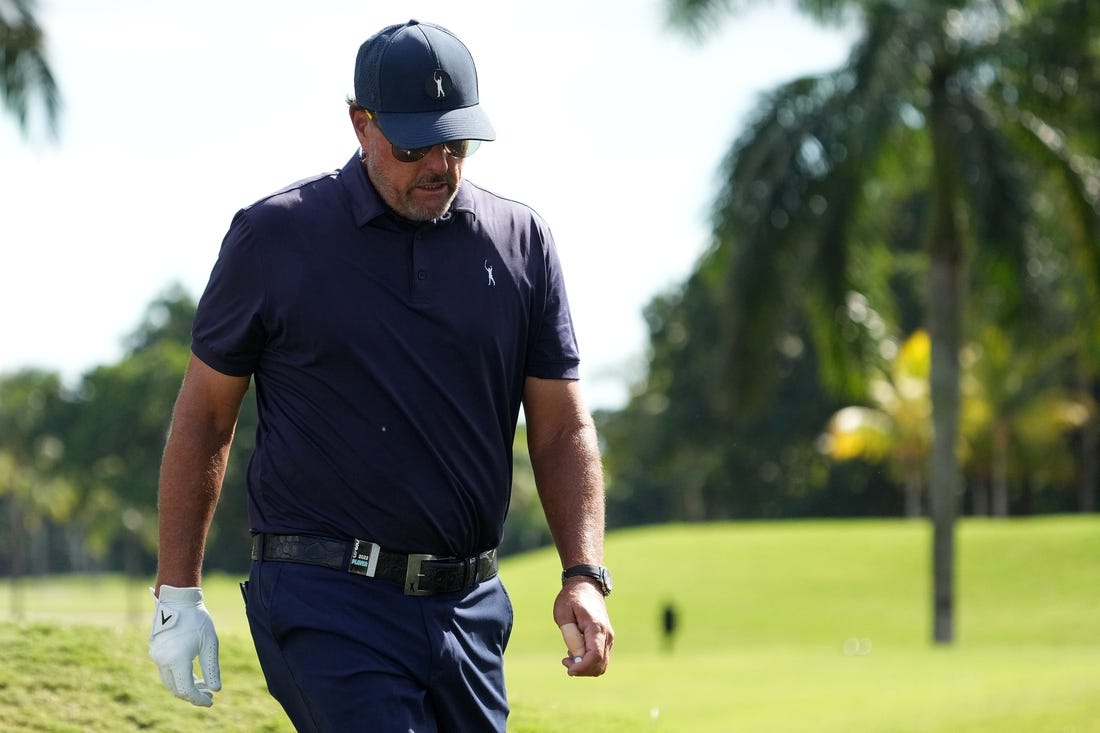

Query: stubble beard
[{"left": 364, "top": 156, "right": 460, "bottom": 222}]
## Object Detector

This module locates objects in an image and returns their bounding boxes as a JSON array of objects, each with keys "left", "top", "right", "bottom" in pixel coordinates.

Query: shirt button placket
[{"left": 412, "top": 232, "right": 429, "bottom": 301}]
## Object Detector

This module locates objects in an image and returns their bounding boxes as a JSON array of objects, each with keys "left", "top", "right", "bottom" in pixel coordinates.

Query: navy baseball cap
[{"left": 354, "top": 20, "right": 495, "bottom": 149}]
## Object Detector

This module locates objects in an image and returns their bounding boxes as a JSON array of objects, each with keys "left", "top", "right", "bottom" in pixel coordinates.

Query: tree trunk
[
  {"left": 1081, "top": 414, "right": 1098, "bottom": 513},
  {"left": 8, "top": 493, "right": 26, "bottom": 620},
  {"left": 927, "top": 253, "right": 962, "bottom": 645},
  {"left": 926, "top": 62, "right": 965, "bottom": 645},
  {"left": 991, "top": 422, "right": 1010, "bottom": 517},
  {"left": 903, "top": 467, "right": 923, "bottom": 518},
  {"left": 972, "top": 481, "right": 989, "bottom": 517},
  {"left": 1078, "top": 368, "right": 1098, "bottom": 513},
  {"left": 682, "top": 481, "right": 706, "bottom": 522},
  {"left": 125, "top": 532, "right": 143, "bottom": 626},
  {"left": 1019, "top": 477, "right": 1034, "bottom": 516}
]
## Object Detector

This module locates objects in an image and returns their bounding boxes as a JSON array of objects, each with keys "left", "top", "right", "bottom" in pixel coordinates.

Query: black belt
[{"left": 251, "top": 533, "right": 498, "bottom": 596}]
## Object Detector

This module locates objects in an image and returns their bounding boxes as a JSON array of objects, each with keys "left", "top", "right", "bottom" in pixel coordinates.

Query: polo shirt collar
[
  {"left": 340, "top": 151, "right": 479, "bottom": 227},
  {"left": 340, "top": 153, "right": 388, "bottom": 226},
  {"left": 449, "top": 181, "right": 477, "bottom": 219}
]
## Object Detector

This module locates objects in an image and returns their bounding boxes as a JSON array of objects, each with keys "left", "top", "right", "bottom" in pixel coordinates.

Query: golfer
[{"left": 148, "top": 19, "right": 613, "bottom": 732}]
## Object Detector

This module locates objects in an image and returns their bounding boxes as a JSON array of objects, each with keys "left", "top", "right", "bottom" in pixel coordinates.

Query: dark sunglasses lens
[
  {"left": 444, "top": 140, "right": 480, "bottom": 158},
  {"left": 391, "top": 140, "right": 481, "bottom": 162},
  {"left": 392, "top": 145, "right": 431, "bottom": 163}
]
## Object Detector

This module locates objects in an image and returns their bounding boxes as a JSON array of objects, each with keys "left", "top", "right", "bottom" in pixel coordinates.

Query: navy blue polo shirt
[{"left": 192, "top": 154, "right": 580, "bottom": 556}]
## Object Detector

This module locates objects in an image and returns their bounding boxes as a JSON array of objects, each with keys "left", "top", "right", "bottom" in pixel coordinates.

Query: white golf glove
[{"left": 149, "top": 585, "right": 222, "bottom": 707}]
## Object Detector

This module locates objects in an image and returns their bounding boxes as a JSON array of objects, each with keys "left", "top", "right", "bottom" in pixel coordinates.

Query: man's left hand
[
  {"left": 148, "top": 585, "right": 222, "bottom": 706},
  {"left": 554, "top": 579, "right": 613, "bottom": 676}
]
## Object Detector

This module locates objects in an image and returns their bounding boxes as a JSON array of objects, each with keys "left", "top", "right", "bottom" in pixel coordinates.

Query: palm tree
[
  {"left": 963, "top": 325, "right": 1090, "bottom": 516},
  {"left": 0, "top": 371, "right": 76, "bottom": 615},
  {"left": 821, "top": 330, "right": 933, "bottom": 518},
  {"left": 822, "top": 327, "right": 1089, "bottom": 518},
  {"left": 667, "top": 0, "right": 1100, "bottom": 643},
  {"left": 0, "top": 0, "right": 60, "bottom": 135}
]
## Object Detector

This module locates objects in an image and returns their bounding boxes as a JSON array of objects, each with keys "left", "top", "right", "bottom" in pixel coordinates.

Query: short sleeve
[
  {"left": 526, "top": 224, "right": 580, "bottom": 380},
  {"left": 191, "top": 210, "right": 267, "bottom": 376}
]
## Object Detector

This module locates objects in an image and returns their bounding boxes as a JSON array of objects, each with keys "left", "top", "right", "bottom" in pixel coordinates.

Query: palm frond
[
  {"left": 665, "top": 0, "right": 853, "bottom": 41},
  {"left": 1011, "top": 109, "right": 1100, "bottom": 293},
  {"left": 948, "top": 91, "right": 1033, "bottom": 325},
  {"left": 0, "top": 0, "right": 61, "bottom": 136},
  {"left": 665, "top": 0, "right": 740, "bottom": 41},
  {"left": 708, "top": 1, "right": 917, "bottom": 406}
]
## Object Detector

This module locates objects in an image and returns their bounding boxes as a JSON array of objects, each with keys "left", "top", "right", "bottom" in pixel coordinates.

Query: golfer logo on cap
[
  {"left": 353, "top": 20, "right": 496, "bottom": 148},
  {"left": 428, "top": 69, "right": 452, "bottom": 100}
]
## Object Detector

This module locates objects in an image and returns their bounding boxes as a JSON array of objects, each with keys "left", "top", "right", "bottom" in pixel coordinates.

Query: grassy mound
[{"left": 0, "top": 516, "right": 1098, "bottom": 731}]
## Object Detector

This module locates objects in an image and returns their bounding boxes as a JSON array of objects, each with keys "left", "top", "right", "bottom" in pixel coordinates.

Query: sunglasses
[
  {"left": 391, "top": 138, "right": 481, "bottom": 163},
  {"left": 365, "top": 110, "right": 480, "bottom": 163}
]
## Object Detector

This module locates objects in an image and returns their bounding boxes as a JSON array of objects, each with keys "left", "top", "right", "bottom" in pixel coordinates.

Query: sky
[{"left": 1, "top": 0, "right": 856, "bottom": 410}]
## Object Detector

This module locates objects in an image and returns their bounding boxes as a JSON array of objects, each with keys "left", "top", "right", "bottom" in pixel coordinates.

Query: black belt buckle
[
  {"left": 404, "top": 553, "right": 438, "bottom": 596},
  {"left": 348, "top": 539, "right": 381, "bottom": 577},
  {"left": 481, "top": 548, "right": 498, "bottom": 582}
]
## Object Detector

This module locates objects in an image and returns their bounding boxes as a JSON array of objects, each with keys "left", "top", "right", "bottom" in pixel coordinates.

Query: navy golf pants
[{"left": 244, "top": 559, "right": 513, "bottom": 732}]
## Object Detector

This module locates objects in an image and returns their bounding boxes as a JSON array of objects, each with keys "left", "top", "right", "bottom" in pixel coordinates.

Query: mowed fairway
[{"left": 0, "top": 516, "right": 1098, "bottom": 731}]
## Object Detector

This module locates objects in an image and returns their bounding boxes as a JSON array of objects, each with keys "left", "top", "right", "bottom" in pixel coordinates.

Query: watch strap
[
  {"left": 561, "top": 564, "right": 611, "bottom": 596},
  {"left": 562, "top": 564, "right": 603, "bottom": 582}
]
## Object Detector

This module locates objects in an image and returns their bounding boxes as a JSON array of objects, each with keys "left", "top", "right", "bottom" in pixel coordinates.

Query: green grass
[{"left": 1, "top": 516, "right": 1099, "bottom": 731}]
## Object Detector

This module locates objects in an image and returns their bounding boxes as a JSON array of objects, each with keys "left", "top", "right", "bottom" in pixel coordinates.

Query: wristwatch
[{"left": 561, "top": 564, "right": 613, "bottom": 596}]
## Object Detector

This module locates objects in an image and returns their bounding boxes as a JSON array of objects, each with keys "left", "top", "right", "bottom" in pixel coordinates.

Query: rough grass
[
  {"left": 1, "top": 516, "right": 1098, "bottom": 731},
  {"left": 0, "top": 623, "right": 288, "bottom": 732}
]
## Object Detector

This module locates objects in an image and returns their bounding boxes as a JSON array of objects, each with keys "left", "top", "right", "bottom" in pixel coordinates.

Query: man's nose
[{"left": 421, "top": 144, "right": 453, "bottom": 172}]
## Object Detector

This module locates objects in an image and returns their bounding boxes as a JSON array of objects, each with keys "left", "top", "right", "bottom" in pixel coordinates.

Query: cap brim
[{"left": 373, "top": 105, "right": 495, "bottom": 149}]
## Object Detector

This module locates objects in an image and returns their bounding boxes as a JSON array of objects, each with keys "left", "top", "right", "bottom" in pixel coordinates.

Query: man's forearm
[
  {"left": 154, "top": 418, "right": 235, "bottom": 591},
  {"left": 528, "top": 398, "right": 615, "bottom": 677},
  {"left": 154, "top": 357, "right": 249, "bottom": 593},
  {"left": 530, "top": 417, "right": 606, "bottom": 568}
]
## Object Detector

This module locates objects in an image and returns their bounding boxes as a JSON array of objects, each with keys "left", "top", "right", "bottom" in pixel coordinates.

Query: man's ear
[{"left": 350, "top": 107, "right": 371, "bottom": 149}]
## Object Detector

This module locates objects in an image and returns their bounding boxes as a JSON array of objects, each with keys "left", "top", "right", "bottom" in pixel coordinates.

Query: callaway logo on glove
[{"left": 148, "top": 585, "right": 222, "bottom": 707}]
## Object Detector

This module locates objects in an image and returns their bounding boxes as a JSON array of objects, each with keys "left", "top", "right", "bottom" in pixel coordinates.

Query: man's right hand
[{"left": 148, "top": 585, "right": 222, "bottom": 707}]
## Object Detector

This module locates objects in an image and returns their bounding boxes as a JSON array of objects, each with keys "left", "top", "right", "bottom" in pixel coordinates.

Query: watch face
[{"left": 600, "top": 567, "right": 613, "bottom": 595}]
